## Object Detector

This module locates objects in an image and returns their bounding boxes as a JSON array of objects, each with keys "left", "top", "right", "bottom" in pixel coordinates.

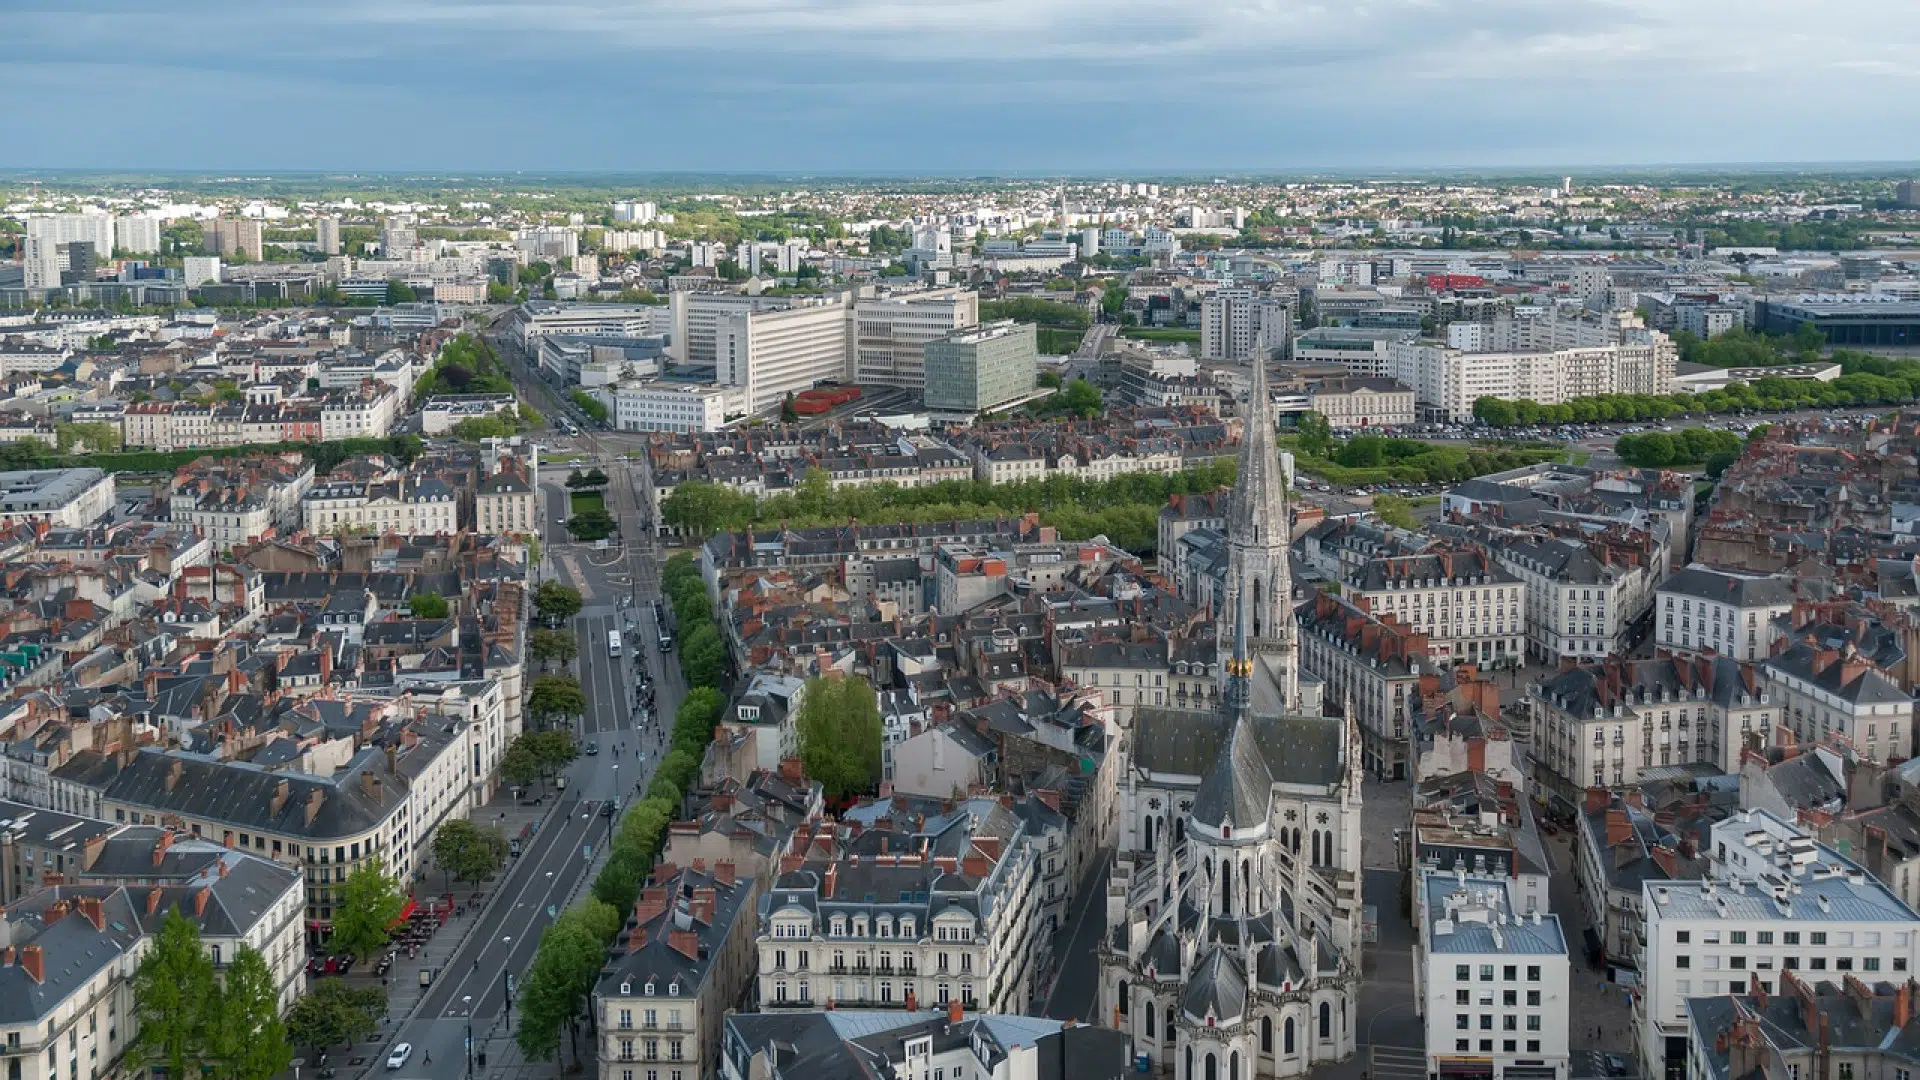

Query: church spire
[{"left": 1216, "top": 354, "right": 1298, "bottom": 709}]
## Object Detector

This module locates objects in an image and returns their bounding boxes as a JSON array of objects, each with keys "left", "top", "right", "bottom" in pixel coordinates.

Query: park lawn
[
  {"left": 1037, "top": 327, "right": 1083, "bottom": 354},
  {"left": 570, "top": 491, "right": 605, "bottom": 515}
]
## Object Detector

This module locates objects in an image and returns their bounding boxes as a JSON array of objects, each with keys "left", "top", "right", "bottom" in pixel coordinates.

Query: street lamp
[{"left": 463, "top": 995, "right": 474, "bottom": 1080}]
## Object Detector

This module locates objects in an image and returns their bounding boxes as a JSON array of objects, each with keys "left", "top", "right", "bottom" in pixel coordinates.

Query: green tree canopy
[
  {"left": 129, "top": 908, "right": 218, "bottom": 1080},
  {"left": 796, "top": 674, "right": 884, "bottom": 801},
  {"left": 330, "top": 857, "right": 404, "bottom": 960},
  {"left": 529, "top": 627, "right": 579, "bottom": 670},
  {"left": 407, "top": 591, "right": 450, "bottom": 619},
  {"left": 528, "top": 674, "right": 587, "bottom": 727},
  {"left": 534, "top": 580, "right": 583, "bottom": 623},
  {"left": 285, "top": 981, "right": 386, "bottom": 1055},
  {"left": 432, "top": 819, "right": 509, "bottom": 886}
]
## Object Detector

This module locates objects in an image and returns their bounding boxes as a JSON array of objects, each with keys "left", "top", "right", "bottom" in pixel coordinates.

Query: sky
[{"left": 8, "top": 0, "right": 1920, "bottom": 173}]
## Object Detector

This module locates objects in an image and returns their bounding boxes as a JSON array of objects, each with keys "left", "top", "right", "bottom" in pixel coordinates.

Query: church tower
[{"left": 1216, "top": 354, "right": 1298, "bottom": 709}]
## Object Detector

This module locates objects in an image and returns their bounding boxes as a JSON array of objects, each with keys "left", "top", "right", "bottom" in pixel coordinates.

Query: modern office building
[
  {"left": 713, "top": 299, "right": 851, "bottom": 414},
  {"left": 1752, "top": 294, "right": 1920, "bottom": 349},
  {"left": 59, "top": 242, "right": 97, "bottom": 285},
  {"left": 1291, "top": 327, "right": 1416, "bottom": 378},
  {"left": 923, "top": 321, "right": 1037, "bottom": 416},
  {"left": 851, "top": 288, "right": 979, "bottom": 389},
  {"left": 182, "top": 256, "right": 223, "bottom": 287}
]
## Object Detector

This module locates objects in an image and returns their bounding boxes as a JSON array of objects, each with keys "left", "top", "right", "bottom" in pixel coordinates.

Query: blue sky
[{"left": 8, "top": 0, "right": 1920, "bottom": 172}]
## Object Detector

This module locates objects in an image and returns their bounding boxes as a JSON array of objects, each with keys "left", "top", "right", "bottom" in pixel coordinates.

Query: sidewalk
[{"left": 298, "top": 789, "right": 560, "bottom": 1077}]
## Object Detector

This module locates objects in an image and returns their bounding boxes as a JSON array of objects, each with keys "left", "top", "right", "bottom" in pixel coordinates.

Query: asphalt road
[{"left": 383, "top": 385, "right": 681, "bottom": 1077}]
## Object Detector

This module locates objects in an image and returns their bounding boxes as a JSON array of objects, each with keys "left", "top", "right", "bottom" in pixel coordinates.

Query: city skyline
[{"left": 10, "top": 0, "right": 1920, "bottom": 171}]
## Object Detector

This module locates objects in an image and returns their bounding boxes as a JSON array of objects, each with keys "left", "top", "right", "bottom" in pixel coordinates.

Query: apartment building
[
  {"left": 1680, "top": 979, "right": 1920, "bottom": 1080},
  {"left": 302, "top": 473, "right": 458, "bottom": 536},
  {"left": 1486, "top": 533, "right": 1652, "bottom": 662},
  {"left": 721, "top": 1008, "right": 1131, "bottom": 1080},
  {"left": 475, "top": 465, "right": 538, "bottom": 536},
  {"left": 0, "top": 469, "right": 116, "bottom": 530},
  {"left": 1763, "top": 643, "right": 1912, "bottom": 765},
  {"left": 1343, "top": 549, "right": 1524, "bottom": 669},
  {"left": 1531, "top": 655, "right": 1777, "bottom": 793},
  {"left": 169, "top": 454, "right": 315, "bottom": 552},
  {"left": 1639, "top": 809, "right": 1920, "bottom": 1080},
  {"left": 95, "top": 731, "right": 471, "bottom": 926},
  {"left": 754, "top": 799, "right": 1041, "bottom": 1017},
  {"left": 1418, "top": 872, "right": 1571, "bottom": 1080},
  {"left": 1657, "top": 567, "right": 1797, "bottom": 662},
  {"left": 318, "top": 383, "right": 401, "bottom": 441},
  {"left": 0, "top": 838, "right": 306, "bottom": 1080},
  {"left": 1387, "top": 341, "right": 1672, "bottom": 422},
  {"left": 852, "top": 288, "right": 979, "bottom": 390},
  {"left": 26, "top": 214, "right": 115, "bottom": 258},
  {"left": 596, "top": 862, "right": 759, "bottom": 1080},
  {"left": 1201, "top": 287, "right": 1293, "bottom": 362},
  {"left": 204, "top": 218, "right": 264, "bottom": 262},
  {"left": 1298, "top": 591, "right": 1430, "bottom": 780}
]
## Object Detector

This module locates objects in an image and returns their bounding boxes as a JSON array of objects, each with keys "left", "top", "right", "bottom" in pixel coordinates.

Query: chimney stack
[{"left": 18, "top": 946, "right": 41, "bottom": 984}]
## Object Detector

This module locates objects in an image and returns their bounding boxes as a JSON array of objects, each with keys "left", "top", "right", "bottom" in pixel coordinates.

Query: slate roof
[
  {"left": 1660, "top": 566, "right": 1796, "bottom": 608},
  {"left": 1131, "top": 707, "right": 1344, "bottom": 788}
]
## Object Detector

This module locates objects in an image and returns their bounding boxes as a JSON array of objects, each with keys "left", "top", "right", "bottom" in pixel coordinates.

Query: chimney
[
  {"left": 962, "top": 854, "right": 989, "bottom": 879},
  {"left": 1899, "top": 980, "right": 1914, "bottom": 1030},
  {"left": 77, "top": 896, "right": 105, "bottom": 930},
  {"left": 18, "top": 945, "right": 41, "bottom": 984},
  {"left": 668, "top": 930, "right": 699, "bottom": 961},
  {"left": 948, "top": 999, "right": 964, "bottom": 1025},
  {"left": 1605, "top": 809, "right": 1632, "bottom": 846},
  {"left": 714, "top": 860, "right": 737, "bottom": 887},
  {"left": 304, "top": 788, "right": 325, "bottom": 827},
  {"left": 147, "top": 888, "right": 162, "bottom": 916},
  {"left": 165, "top": 759, "right": 185, "bottom": 792},
  {"left": 45, "top": 899, "right": 69, "bottom": 925},
  {"left": 194, "top": 887, "right": 210, "bottom": 918},
  {"left": 1584, "top": 787, "right": 1609, "bottom": 814}
]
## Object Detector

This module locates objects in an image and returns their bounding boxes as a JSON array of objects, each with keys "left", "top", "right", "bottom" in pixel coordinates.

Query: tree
[
  {"left": 129, "top": 908, "right": 217, "bottom": 1080},
  {"left": 568, "top": 508, "right": 617, "bottom": 541},
  {"left": 55, "top": 421, "right": 124, "bottom": 454},
  {"left": 1373, "top": 493, "right": 1419, "bottom": 531},
  {"left": 796, "top": 674, "right": 884, "bottom": 801},
  {"left": 433, "top": 819, "right": 509, "bottom": 886},
  {"left": 386, "top": 279, "right": 417, "bottom": 303},
  {"left": 679, "top": 622, "right": 725, "bottom": 689},
  {"left": 528, "top": 674, "right": 587, "bottom": 728},
  {"left": 407, "top": 591, "right": 450, "bottom": 619},
  {"left": 285, "top": 981, "right": 387, "bottom": 1056},
  {"left": 528, "top": 729, "right": 580, "bottom": 780},
  {"left": 515, "top": 918, "right": 606, "bottom": 1065},
  {"left": 1294, "top": 411, "right": 1335, "bottom": 457},
  {"left": 534, "top": 580, "right": 583, "bottom": 624},
  {"left": 501, "top": 736, "right": 545, "bottom": 793},
  {"left": 330, "top": 857, "right": 405, "bottom": 961},
  {"left": 213, "top": 945, "right": 294, "bottom": 1080},
  {"left": 529, "top": 627, "right": 578, "bottom": 670}
]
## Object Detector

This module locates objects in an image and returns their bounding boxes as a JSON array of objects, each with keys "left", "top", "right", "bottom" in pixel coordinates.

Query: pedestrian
[{"left": 425, "top": 1052, "right": 432, "bottom": 1065}]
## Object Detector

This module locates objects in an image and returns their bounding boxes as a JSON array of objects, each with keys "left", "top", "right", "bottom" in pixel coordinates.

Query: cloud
[{"left": 5, "top": 0, "right": 1920, "bottom": 170}]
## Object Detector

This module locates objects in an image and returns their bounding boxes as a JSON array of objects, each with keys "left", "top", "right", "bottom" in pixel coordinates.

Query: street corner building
[{"left": 1097, "top": 355, "right": 1364, "bottom": 1078}]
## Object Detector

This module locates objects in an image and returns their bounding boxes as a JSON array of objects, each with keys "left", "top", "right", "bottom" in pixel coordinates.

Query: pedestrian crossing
[{"left": 1368, "top": 1044, "right": 1427, "bottom": 1080}]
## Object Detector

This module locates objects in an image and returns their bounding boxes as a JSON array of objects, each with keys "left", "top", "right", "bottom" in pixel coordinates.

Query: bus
[{"left": 607, "top": 630, "right": 622, "bottom": 657}]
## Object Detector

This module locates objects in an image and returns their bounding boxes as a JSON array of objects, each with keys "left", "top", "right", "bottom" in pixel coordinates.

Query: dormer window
[
  {"left": 667, "top": 982, "right": 679, "bottom": 996},
  {"left": 620, "top": 981, "right": 632, "bottom": 995},
  {"left": 644, "top": 980, "right": 656, "bottom": 996}
]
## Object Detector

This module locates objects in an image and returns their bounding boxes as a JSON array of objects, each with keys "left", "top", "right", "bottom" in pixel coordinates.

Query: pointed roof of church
[
  {"left": 1190, "top": 606, "right": 1272, "bottom": 830},
  {"left": 1228, "top": 357, "right": 1287, "bottom": 545}
]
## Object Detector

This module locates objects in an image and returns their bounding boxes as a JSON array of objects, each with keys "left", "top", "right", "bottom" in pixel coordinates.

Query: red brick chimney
[
  {"left": 714, "top": 860, "right": 737, "bottom": 887},
  {"left": 668, "top": 930, "right": 699, "bottom": 961},
  {"left": 18, "top": 946, "right": 41, "bottom": 984},
  {"left": 948, "top": 999, "right": 963, "bottom": 1025},
  {"left": 193, "top": 886, "right": 210, "bottom": 918}
]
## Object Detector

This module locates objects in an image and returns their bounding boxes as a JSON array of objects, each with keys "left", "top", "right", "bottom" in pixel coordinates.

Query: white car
[{"left": 386, "top": 1044, "right": 412, "bottom": 1070}]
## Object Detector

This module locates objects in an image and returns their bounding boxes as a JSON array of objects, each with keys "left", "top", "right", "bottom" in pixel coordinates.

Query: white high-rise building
[
  {"left": 22, "top": 236, "right": 62, "bottom": 291},
  {"left": 1201, "top": 287, "right": 1293, "bottom": 362},
  {"left": 183, "top": 256, "right": 223, "bottom": 287},
  {"left": 714, "top": 298, "right": 851, "bottom": 414},
  {"left": 28, "top": 214, "right": 115, "bottom": 258},
  {"left": 114, "top": 215, "right": 162, "bottom": 255},
  {"left": 1388, "top": 340, "right": 1672, "bottom": 421},
  {"left": 612, "top": 200, "right": 657, "bottom": 223},
  {"left": 851, "top": 288, "right": 978, "bottom": 389}
]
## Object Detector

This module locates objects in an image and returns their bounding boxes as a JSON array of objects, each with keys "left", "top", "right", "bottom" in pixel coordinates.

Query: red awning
[{"left": 388, "top": 896, "right": 418, "bottom": 929}]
